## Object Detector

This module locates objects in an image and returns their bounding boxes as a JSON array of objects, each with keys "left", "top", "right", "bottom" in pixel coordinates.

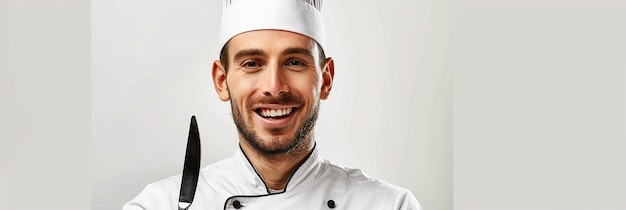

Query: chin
[{"left": 249, "top": 132, "right": 306, "bottom": 155}]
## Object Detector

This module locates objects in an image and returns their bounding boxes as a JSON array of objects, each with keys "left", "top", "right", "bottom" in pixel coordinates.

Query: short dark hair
[{"left": 219, "top": 40, "right": 327, "bottom": 73}]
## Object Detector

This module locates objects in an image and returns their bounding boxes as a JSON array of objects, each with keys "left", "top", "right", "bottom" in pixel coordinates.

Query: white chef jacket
[{"left": 124, "top": 146, "right": 421, "bottom": 210}]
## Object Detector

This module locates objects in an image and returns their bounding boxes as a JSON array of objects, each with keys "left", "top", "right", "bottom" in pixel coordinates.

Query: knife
[{"left": 178, "top": 116, "right": 201, "bottom": 210}]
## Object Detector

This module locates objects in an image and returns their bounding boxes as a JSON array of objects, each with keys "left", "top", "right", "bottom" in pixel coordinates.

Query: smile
[{"left": 256, "top": 107, "right": 294, "bottom": 119}]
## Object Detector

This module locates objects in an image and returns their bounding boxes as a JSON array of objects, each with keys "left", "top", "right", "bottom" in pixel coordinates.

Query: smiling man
[
  {"left": 124, "top": 0, "right": 421, "bottom": 209},
  {"left": 214, "top": 30, "right": 331, "bottom": 191}
]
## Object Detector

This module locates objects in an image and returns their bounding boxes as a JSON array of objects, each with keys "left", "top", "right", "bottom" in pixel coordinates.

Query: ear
[
  {"left": 320, "top": 57, "right": 334, "bottom": 100},
  {"left": 212, "top": 60, "right": 230, "bottom": 101}
]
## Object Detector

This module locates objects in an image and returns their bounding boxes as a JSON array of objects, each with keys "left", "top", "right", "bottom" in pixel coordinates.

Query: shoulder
[
  {"left": 123, "top": 157, "right": 236, "bottom": 210},
  {"left": 123, "top": 174, "right": 181, "bottom": 210},
  {"left": 321, "top": 160, "right": 422, "bottom": 210}
]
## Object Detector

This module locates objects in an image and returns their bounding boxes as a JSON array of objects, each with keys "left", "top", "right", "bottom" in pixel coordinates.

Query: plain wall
[
  {"left": 91, "top": 0, "right": 452, "bottom": 210},
  {"left": 453, "top": 1, "right": 626, "bottom": 209}
]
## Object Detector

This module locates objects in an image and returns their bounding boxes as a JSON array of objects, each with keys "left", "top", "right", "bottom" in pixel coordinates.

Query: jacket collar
[{"left": 234, "top": 143, "right": 323, "bottom": 194}]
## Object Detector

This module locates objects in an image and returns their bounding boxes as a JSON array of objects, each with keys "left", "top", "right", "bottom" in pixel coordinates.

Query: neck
[{"left": 239, "top": 138, "right": 314, "bottom": 191}]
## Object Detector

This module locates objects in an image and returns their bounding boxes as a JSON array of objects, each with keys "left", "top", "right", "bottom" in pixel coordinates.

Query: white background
[
  {"left": 91, "top": 0, "right": 451, "bottom": 209},
  {"left": 454, "top": 0, "right": 625, "bottom": 209}
]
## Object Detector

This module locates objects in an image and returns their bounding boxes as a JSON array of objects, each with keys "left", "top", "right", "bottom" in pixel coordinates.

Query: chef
[{"left": 123, "top": 0, "right": 421, "bottom": 209}]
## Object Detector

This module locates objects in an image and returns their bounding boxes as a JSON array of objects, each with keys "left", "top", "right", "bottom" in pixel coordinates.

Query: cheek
[
  {"left": 289, "top": 71, "right": 322, "bottom": 95},
  {"left": 227, "top": 75, "right": 255, "bottom": 97}
]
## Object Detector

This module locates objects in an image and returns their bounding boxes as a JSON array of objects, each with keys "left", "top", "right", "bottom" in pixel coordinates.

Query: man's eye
[
  {"left": 286, "top": 60, "right": 304, "bottom": 66},
  {"left": 242, "top": 61, "right": 261, "bottom": 68}
]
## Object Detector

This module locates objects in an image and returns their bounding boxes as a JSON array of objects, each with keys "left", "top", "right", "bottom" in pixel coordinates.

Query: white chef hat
[{"left": 219, "top": 0, "right": 326, "bottom": 52}]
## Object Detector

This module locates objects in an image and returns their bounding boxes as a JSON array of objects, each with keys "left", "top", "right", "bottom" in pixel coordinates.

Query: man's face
[{"left": 212, "top": 30, "right": 334, "bottom": 155}]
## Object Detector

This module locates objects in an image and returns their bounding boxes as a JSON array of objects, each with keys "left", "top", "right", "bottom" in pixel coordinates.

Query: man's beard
[{"left": 230, "top": 93, "right": 319, "bottom": 156}]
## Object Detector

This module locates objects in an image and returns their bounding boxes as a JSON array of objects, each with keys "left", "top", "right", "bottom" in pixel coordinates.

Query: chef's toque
[{"left": 219, "top": 0, "right": 326, "bottom": 51}]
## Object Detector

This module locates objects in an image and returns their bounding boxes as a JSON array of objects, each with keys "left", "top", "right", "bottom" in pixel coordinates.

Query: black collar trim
[{"left": 222, "top": 143, "right": 317, "bottom": 209}]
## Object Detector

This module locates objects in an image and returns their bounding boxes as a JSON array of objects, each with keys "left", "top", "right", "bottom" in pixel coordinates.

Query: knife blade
[{"left": 178, "top": 115, "right": 201, "bottom": 210}]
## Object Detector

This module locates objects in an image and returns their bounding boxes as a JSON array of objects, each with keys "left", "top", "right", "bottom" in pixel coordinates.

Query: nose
[{"left": 261, "top": 62, "right": 289, "bottom": 96}]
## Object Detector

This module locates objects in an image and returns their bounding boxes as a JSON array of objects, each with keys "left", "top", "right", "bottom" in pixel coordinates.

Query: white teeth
[{"left": 259, "top": 108, "right": 293, "bottom": 118}]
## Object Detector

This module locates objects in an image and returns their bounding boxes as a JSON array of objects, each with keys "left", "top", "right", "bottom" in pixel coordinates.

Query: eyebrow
[
  {"left": 282, "top": 47, "right": 314, "bottom": 58},
  {"left": 232, "top": 47, "right": 314, "bottom": 62},
  {"left": 233, "top": 48, "right": 266, "bottom": 62}
]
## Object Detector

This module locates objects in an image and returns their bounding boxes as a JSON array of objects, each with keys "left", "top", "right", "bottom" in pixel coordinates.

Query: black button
[
  {"left": 327, "top": 200, "right": 336, "bottom": 208},
  {"left": 233, "top": 200, "right": 242, "bottom": 209}
]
